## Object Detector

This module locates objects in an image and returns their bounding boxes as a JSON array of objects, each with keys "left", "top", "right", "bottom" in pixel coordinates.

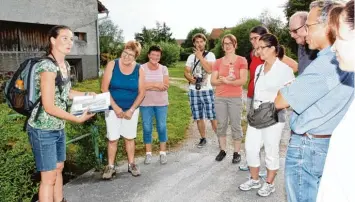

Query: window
[{"left": 74, "top": 32, "right": 87, "bottom": 42}]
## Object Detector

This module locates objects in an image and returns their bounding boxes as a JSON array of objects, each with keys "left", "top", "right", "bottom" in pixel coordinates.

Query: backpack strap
[{"left": 32, "top": 56, "right": 66, "bottom": 122}]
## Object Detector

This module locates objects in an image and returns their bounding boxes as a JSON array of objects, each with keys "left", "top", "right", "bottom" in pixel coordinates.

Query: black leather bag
[{"left": 247, "top": 66, "right": 278, "bottom": 129}]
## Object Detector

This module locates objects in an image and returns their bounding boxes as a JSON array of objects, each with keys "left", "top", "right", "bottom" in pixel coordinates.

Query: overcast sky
[{"left": 100, "top": 0, "right": 288, "bottom": 41}]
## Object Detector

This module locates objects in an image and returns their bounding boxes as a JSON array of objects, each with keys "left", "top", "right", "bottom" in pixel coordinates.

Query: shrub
[
  {"left": 179, "top": 47, "right": 192, "bottom": 61},
  {"left": 137, "top": 41, "right": 180, "bottom": 66},
  {"left": 0, "top": 107, "right": 38, "bottom": 202}
]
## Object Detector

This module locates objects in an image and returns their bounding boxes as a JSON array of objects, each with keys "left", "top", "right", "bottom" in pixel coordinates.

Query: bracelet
[{"left": 129, "top": 108, "right": 135, "bottom": 113}]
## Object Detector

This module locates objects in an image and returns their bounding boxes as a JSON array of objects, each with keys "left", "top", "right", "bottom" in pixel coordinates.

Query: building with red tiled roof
[
  {"left": 209, "top": 27, "right": 232, "bottom": 40},
  {"left": 175, "top": 39, "right": 186, "bottom": 46}
]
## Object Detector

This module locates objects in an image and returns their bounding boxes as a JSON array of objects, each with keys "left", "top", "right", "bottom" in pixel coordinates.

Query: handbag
[{"left": 247, "top": 65, "right": 278, "bottom": 129}]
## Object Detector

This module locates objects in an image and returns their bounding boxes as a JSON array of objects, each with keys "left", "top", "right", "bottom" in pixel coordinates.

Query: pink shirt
[
  {"left": 212, "top": 56, "right": 248, "bottom": 97},
  {"left": 140, "top": 63, "right": 169, "bottom": 106}
]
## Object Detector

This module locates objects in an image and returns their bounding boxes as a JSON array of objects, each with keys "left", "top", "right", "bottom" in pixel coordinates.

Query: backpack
[{"left": 4, "top": 56, "right": 66, "bottom": 129}]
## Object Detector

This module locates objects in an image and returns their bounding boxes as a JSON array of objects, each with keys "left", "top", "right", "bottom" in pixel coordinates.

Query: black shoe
[
  {"left": 197, "top": 138, "right": 207, "bottom": 148},
  {"left": 215, "top": 150, "right": 226, "bottom": 161},
  {"left": 232, "top": 152, "right": 241, "bottom": 164}
]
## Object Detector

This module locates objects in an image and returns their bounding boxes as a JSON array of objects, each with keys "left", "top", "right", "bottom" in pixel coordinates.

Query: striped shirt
[
  {"left": 280, "top": 46, "right": 354, "bottom": 135},
  {"left": 140, "top": 63, "right": 169, "bottom": 106}
]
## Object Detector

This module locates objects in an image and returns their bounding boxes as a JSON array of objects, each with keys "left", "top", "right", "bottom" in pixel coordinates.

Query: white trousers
[{"left": 245, "top": 122, "right": 284, "bottom": 170}]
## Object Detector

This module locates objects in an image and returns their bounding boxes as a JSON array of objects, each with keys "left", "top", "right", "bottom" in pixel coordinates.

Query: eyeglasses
[
  {"left": 122, "top": 51, "right": 135, "bottom": 59},
  {"left": 256, "top": 45, "right": 271, "bottom": 51},
  {"left": 304, "top": 22, "right": 322, "bottom": 32},
  {"left": 289, "top": 24, "right": 305, "bottom": 34},
  {"left": 223, "top": 42, "right": 234, "bottom": 47},
  {"left": 249, "top": 36, "right": 260, "bottom": 42}
]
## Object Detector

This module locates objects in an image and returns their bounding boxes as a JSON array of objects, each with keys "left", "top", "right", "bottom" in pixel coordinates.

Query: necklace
[{"left": 224, "top": 54, "right": 237, "bottom": 65}]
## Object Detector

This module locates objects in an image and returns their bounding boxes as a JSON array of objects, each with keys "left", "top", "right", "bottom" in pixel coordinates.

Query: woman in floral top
[{"left": 27, "top": 25, "right": 95, "bottom": 202}]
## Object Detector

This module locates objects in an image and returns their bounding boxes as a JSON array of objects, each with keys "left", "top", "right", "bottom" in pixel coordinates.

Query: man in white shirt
[{"left": 184, "top": 33, "right": 217, "bottom": 147}]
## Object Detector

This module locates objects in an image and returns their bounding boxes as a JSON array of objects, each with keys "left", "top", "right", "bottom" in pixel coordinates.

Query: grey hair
[
  {"left": 290, "top": 11, "right": 309, "bottom": 24},
  {"left": 309, "top": 0, "right": 345, "bottom": 23}
]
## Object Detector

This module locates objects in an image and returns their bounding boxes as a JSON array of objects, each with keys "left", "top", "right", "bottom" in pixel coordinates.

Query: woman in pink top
[
  {"left": 211, "top": 34, "right": 248, "bottom": 163},
  {"left": 140, "top": 45, "right": 169, "bottom": 165}
]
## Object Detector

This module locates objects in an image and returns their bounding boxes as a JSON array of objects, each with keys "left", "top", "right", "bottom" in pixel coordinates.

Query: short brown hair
[
  {"left": 124, "top": 40, "right": 142, "bottom": 58},
  {"left": 192, "top": 33, "right": 207, "bottom": 43},
  {"left": 328, "top": 0, "right": 354, "bottom": 41},
  {"left": 328, "top": 6, "right": 344, "bottom": 37},
  {"left": 222, "top": 34, "right": 237, "bottom": 47}
]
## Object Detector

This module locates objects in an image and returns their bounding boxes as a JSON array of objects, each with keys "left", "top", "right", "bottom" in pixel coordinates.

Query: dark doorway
[{"left": 66, "top": 58, "right": 83, "bottom": 84}]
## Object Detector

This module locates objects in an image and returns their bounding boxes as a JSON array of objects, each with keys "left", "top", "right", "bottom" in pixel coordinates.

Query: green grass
[
  {"left": 168, "top": 61, "right": 186, "bottom": 78},
  {"left": 243, "top": 72, "right": 250, "bottom": 90},
  {"left": 71, "top": 78, "right": 102, "bottom": 93}
]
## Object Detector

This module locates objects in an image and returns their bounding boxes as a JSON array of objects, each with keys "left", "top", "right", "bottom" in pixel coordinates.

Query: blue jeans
[
  {"left": 141, "top": 106, "right": 168, "bottom": 144},
  {"left": 27, "top": 125, "right": 66, "bottom": 171},
  {"left": 285, "top": 134, "right": 330, "bottom": 202}
]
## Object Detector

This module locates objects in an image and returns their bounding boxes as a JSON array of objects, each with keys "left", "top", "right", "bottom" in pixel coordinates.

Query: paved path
[{"left": 64, "top": 78, "right": 290, "bottom": 202}]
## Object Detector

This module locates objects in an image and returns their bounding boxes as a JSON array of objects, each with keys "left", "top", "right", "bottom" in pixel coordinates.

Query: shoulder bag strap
[{"left": 249, "top": 65, "right": 264, "bottom": 113}]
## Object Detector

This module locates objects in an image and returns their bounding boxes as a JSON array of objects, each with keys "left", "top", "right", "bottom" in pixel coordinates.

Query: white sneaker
[
  {"left": 239, "top": 178, "right": 261, "bottom": 191},
  {"left": 257, "top": 182, "right": 275, "bottom": 197},
  {"left": 144, "top": 154, "right": 152, "bottom": 165},
  {"left": 160, "top": 154, "right": 167, "bottom": 164}
]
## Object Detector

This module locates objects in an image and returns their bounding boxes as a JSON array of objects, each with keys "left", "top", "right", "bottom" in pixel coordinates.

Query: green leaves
[
  {"left": 137, "top": 41, "right": 180, "bottom": 67},
  {"left": 134, "top": 22, "right": 176, "bottom": 47}
]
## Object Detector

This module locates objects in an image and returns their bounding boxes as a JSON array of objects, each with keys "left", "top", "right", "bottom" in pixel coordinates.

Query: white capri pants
[
  {"left": 245, "top": 122, "right": 284, "bottom": 170},
  {"left": 105, "top": 109, "right": 140, "bottom": 141}
]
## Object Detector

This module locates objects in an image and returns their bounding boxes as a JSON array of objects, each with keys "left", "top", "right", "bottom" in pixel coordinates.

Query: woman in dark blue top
[{"left": 101, "top": 41, "right": 145, "bottom": 179}]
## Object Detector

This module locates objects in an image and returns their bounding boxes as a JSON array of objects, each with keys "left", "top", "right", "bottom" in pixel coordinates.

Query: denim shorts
[{"left": 27, "top": 125, "right": 66, "bottom": 171}]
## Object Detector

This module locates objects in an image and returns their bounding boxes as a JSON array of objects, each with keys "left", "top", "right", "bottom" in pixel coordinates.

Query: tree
[
  {"left": 99, "top": 18, "right": 124, "bottom": 56},
  {"left": 283, "top": 0, "right": 313, "bottom": 20},
  {"left": 134, "top": 22, "right": 175, "bottom": 47},
  {"left": 134, "top": 27, "right": 155, "bottom": 47},
  {"left": 211, "top": 19, "right": 261, "bottom": 59},
  {"left": 137, "top": 41, "right": 180, "bottom": 66},
  {"left": 258, "top": 10, "right": 298, "bottom": 58},
  {"left": 155, "top": 22, "right": 175, "bottom": 43},
  {"left": 181, "top": 27, "right": 209, "bottom": 49}
]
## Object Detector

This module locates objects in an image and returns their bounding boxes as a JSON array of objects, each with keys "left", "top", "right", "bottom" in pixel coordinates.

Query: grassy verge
[
  {"left": 168, "top": 61, "right": 185, "bottom": 78},
  {"left": 0, "top": 79, "right": 191, "bottom": 202}
]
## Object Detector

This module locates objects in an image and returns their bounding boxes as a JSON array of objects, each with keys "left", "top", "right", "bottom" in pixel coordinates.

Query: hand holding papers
[{"left": 70, "top": 92, "right": 111, "bottom": 116}]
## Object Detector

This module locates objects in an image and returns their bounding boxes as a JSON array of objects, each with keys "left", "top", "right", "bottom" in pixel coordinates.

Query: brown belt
[{"left": 291, "top": 131, "right": 331, "bottom": 139}]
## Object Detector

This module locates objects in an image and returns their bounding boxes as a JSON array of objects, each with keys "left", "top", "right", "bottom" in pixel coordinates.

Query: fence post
[{"left": 91, "top": 125, "right": 101, "bottom": 170}]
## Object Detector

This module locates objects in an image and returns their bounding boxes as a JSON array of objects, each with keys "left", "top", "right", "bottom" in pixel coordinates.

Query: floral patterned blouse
[{"left": 28, "top": 59, "right": 71, "bottom": 130}]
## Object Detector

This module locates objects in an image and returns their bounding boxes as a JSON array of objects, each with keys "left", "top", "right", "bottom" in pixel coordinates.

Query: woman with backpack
[{"left": 26, "top": 25, "right": 95, "bottom": 202}]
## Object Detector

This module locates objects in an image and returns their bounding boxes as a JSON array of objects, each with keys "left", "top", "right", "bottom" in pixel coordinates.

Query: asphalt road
[
  {"left": 64, "top": 81, "right": 290, "bottom": 202},
  {"left": 64, "top": 121, "right": 290, "bottom": 202}
]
